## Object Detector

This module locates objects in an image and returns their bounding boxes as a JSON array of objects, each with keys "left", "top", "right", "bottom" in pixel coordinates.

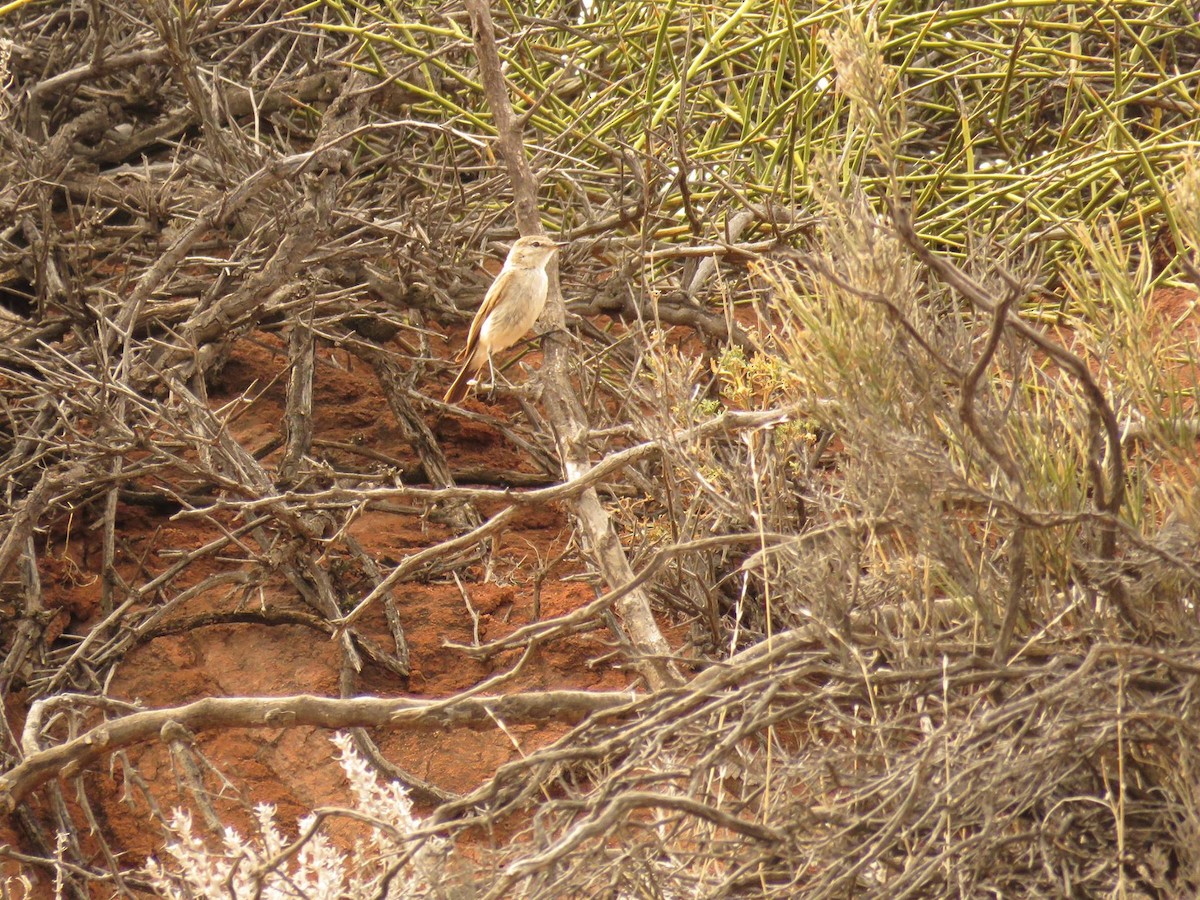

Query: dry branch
[
  {"left": 0, "top": 689, "right": 638, "bottom": 814},
  {"left": 464, "top": 0, "right": 681, "bottom": 690},
  {"left": 2, "top": 2, "right": 1198, "bottom": 895}
]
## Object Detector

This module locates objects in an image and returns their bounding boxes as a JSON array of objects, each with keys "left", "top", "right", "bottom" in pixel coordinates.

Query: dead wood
[
  {"left": 465, "top": 0, "right": 681, "bottom": 691},
  {"left": 0, "top": 689, "right": 638, "bottom": 814},
  {"left": 2, "top": 3, "right": 1198, "bottom": 897}
]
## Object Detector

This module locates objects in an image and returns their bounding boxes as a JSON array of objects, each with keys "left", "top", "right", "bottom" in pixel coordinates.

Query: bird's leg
[{"left": 485, "top": 350, "right": 497, "bottom": 400}]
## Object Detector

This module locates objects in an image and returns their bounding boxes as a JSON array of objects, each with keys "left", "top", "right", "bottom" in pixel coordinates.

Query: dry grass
[{"left": 1, "top": 0, "right": 1199, "bottom": 896}]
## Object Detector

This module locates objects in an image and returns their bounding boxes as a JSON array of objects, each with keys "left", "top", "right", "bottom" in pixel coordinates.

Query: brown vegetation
[{"left": 2, "top": 1, "right": 1200, "bottom": 897}]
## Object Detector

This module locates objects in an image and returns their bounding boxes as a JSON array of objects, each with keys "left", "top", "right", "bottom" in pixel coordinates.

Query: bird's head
[{"left": 508, "top": 234, "right": 562, "bottom": 268}]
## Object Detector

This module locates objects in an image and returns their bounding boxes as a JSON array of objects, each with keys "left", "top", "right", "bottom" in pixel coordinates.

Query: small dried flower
[{"left": 824, "top": 18, "right": 893, "bottom": 121}]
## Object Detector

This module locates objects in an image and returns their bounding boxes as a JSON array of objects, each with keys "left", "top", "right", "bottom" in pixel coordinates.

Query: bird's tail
[{"left": 443, "top": 358, "right": 482, "bottom": 404}]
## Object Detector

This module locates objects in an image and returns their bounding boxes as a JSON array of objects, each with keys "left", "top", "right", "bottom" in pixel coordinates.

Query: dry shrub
[
  {"left": 563, "top": 140, "right": 1200, "bottom": 900},
  {"left": 4, "top": 1, "right": 1200, "bottom": 898}
]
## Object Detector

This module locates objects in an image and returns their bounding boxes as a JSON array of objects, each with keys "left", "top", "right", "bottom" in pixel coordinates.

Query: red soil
[{"left": 3, "top": 325, "right": 630, "bottom": 895}]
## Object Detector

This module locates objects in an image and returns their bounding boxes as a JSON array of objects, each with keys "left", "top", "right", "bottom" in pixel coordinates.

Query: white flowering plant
[{"left": 145, "top": 733, "right": 448, "bottom": 899}]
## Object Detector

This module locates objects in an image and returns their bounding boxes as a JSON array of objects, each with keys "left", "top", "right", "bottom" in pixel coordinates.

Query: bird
[{"left": 443, "top": 234, "right": 560, "bottom": 404}]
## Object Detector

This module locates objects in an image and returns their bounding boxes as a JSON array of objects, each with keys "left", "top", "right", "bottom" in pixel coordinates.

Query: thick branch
[
  {"left": 0, "top": 690, "right": 637, "bottom": 813},
  {"left": 465, "top": 0, "right": 681, "bottom": 689}
]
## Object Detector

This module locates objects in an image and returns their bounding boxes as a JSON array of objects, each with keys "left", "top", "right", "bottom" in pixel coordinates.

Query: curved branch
[{"left": 0, "top": 690, "right": 638, "bottom": 814}]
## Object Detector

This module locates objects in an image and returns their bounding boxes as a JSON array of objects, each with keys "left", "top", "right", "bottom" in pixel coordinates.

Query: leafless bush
[{"left": 3, "top": 1, "right": 1200, "bottom": 898}]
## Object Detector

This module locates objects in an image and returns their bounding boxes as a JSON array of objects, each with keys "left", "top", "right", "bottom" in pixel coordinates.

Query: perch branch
[{"left": 465, "top": 0, "right": 681, "bottom": 689}]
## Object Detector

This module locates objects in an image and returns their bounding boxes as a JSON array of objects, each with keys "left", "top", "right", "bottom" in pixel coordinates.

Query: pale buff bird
[{"left": 443, "top": 235, "right": 560, "bottom": 404}]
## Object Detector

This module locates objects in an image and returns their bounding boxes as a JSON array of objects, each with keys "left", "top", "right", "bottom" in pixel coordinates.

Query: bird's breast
[{"left": 480, "top": 269, "right": 548, "bottom": 348}]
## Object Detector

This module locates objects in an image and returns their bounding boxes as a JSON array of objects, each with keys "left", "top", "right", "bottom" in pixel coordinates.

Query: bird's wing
[{"left": 458, "top": 266, "right": 517, "bottom": 362}]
